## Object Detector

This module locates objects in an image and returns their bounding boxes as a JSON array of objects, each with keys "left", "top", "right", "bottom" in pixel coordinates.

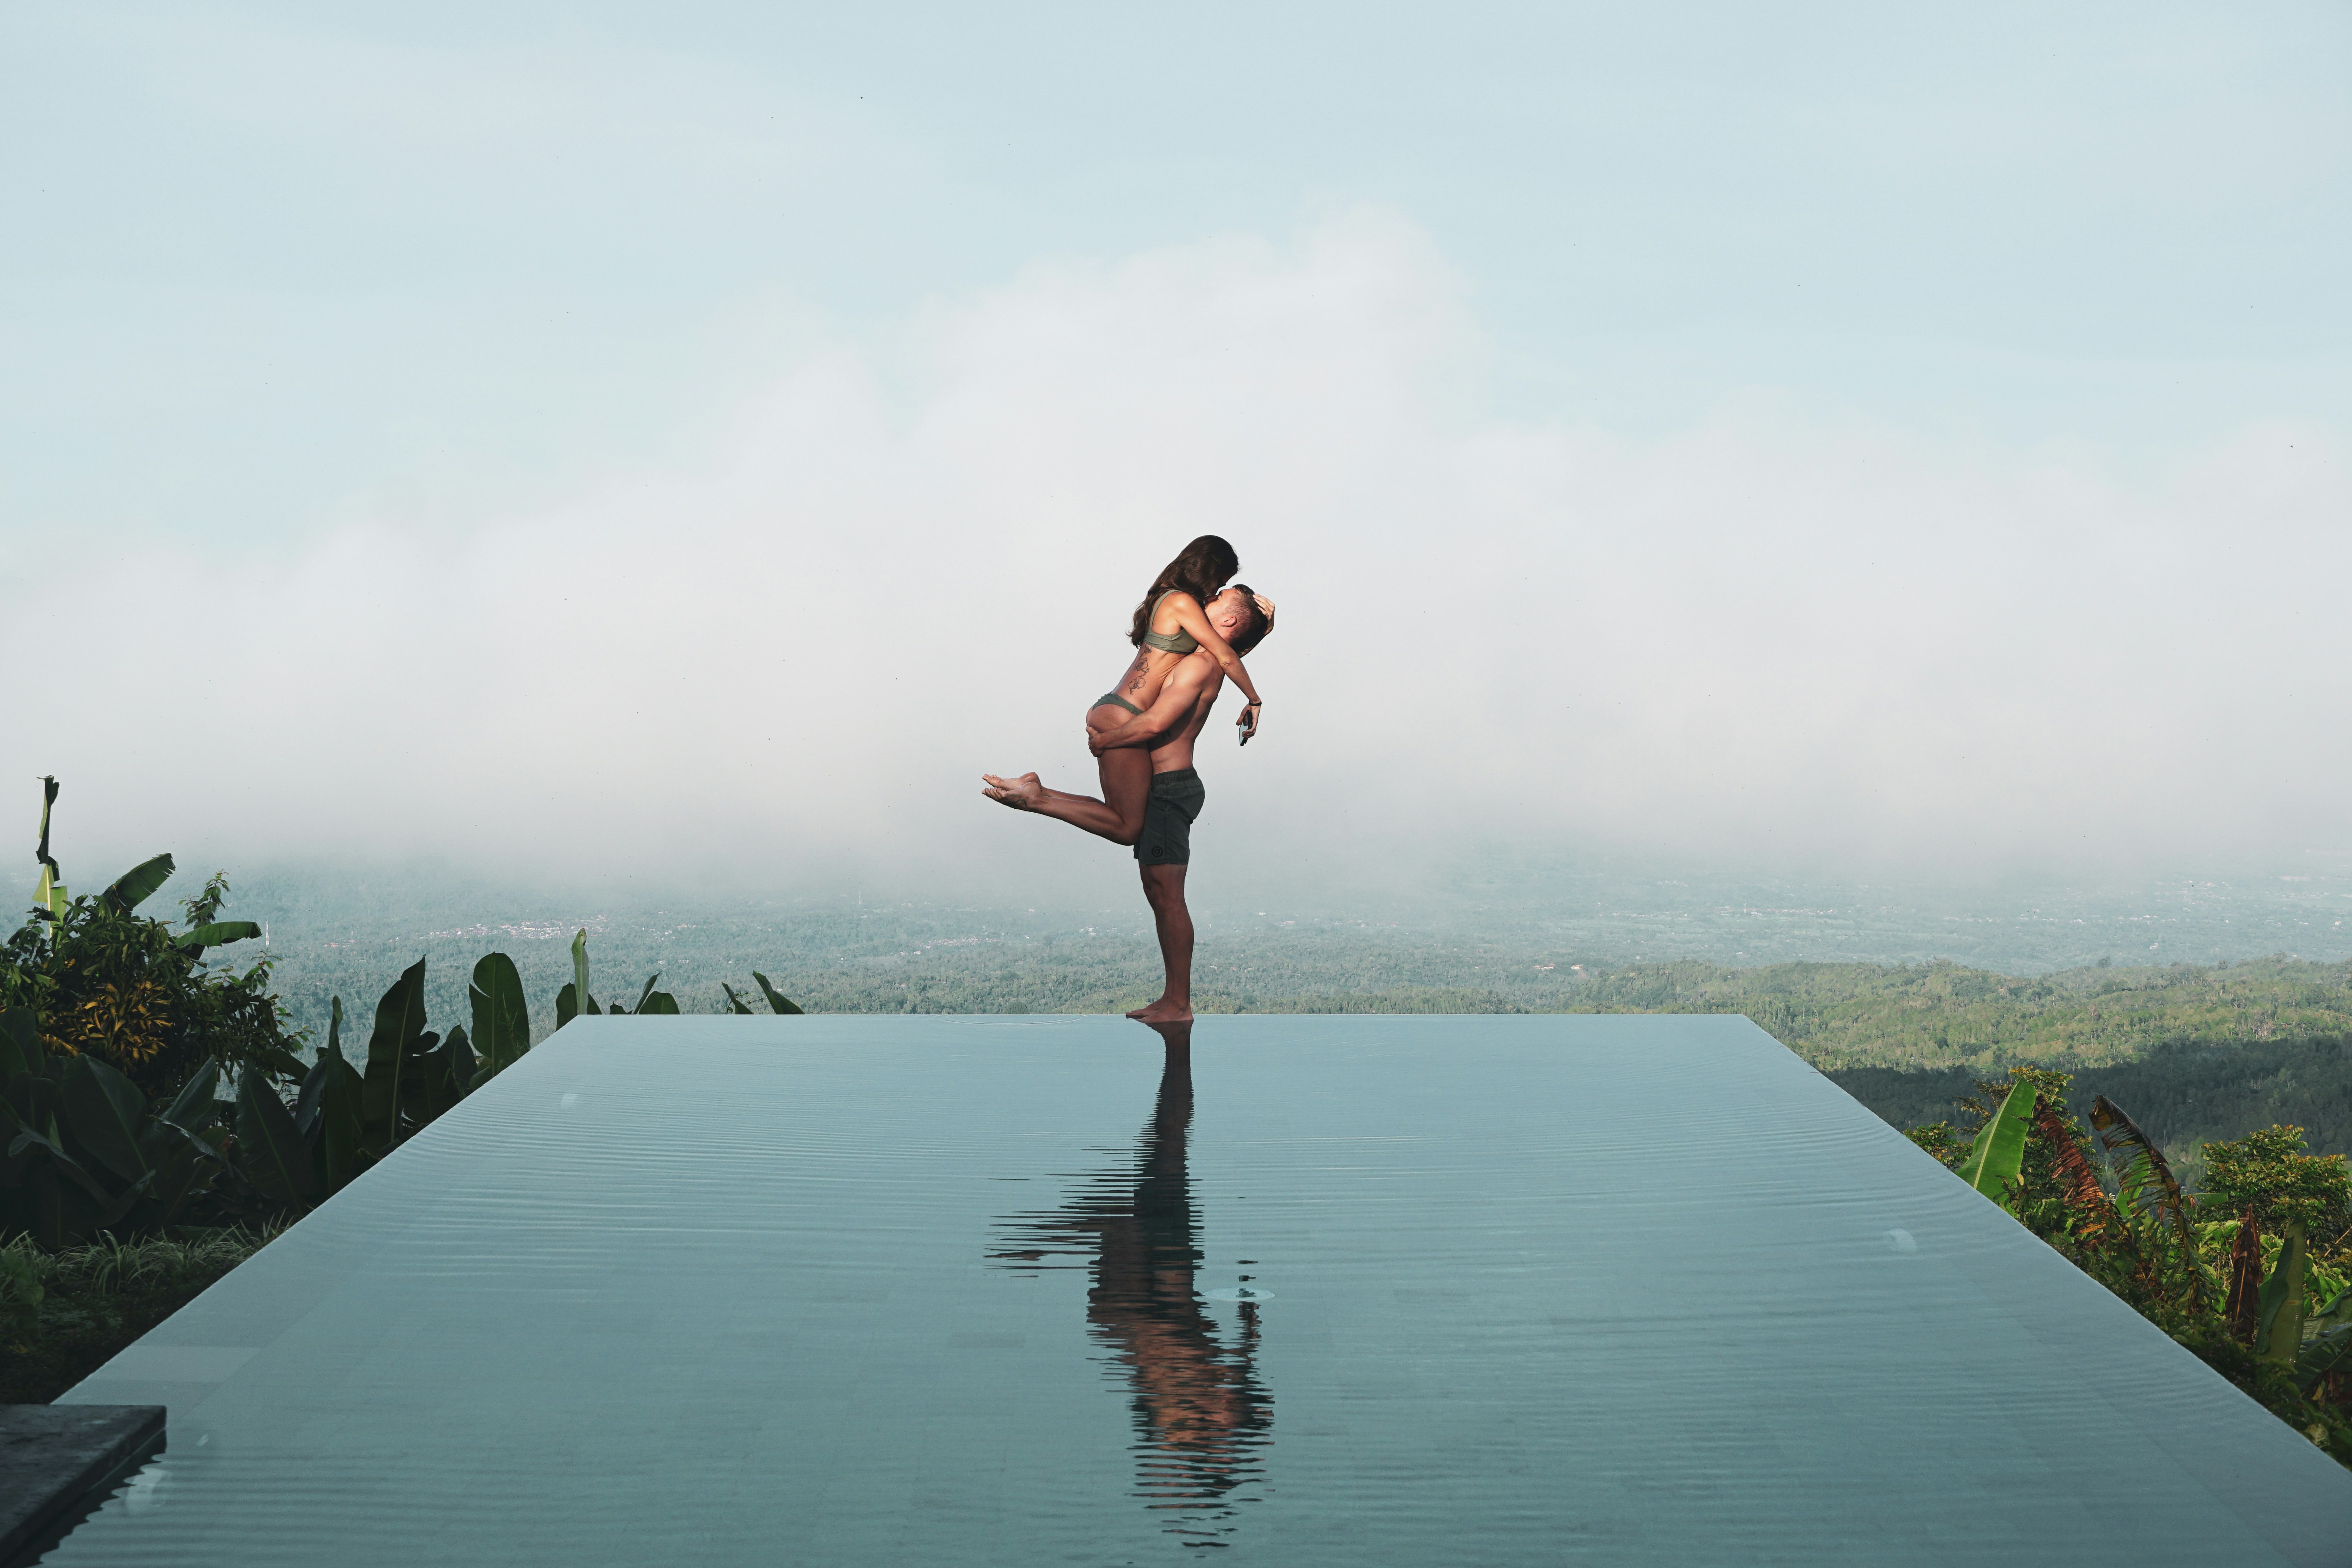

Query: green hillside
[{"left": 1548, "top": 955, "right": 2352, "bottom": 1070}]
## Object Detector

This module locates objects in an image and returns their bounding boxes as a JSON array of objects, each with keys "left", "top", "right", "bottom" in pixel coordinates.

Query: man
[{"left": 983, "top": 586, "right": 1272, "bottom": 1023}]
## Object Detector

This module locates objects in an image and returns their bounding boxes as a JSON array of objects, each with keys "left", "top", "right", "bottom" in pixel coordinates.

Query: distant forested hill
[
  {"left": 167, "top": 878, "right": 2352, "bottom": 1168},
  {"left": 1826, "top": 1035, "right": 2352, "bottom": 1169},
  {"left": 1544, "top": 956, "right": 2352, "bottom": 1070}
]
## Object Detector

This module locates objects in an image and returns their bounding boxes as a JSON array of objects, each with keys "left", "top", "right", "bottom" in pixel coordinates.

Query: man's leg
[{"left": 1132, "top": 863, "right": 1194, "bottom": 1024}]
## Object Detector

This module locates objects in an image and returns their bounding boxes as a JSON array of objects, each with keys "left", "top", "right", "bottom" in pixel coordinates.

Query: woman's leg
[
  {"left": 981, "top": 704, "right": 1156, "bottom": 845},
  {"left": 981, "top": 758, "right": 1150, "bottom": 844},
  {"left": 1094, "top": 743, "right": 1153, "bottom": 844}
]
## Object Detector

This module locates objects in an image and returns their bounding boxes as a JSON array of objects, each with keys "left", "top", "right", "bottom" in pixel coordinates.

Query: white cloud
[{"left": 9, "top": 212, "right": 2346, "bottom": 903}]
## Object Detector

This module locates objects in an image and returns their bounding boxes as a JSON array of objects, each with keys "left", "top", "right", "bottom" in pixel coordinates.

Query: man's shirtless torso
[{"left": 1139, "top": 650, "right": 1224, "bottom": 775}]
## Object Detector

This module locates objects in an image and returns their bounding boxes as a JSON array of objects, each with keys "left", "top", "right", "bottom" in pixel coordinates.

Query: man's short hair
[{"left": 1226, "top": 583, "right": 1271, "bottom": 654}]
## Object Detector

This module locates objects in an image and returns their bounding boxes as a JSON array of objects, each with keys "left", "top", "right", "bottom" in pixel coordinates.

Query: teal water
[{"left": 51, "top": 1015, "right": 2352, "bottom": 1564}]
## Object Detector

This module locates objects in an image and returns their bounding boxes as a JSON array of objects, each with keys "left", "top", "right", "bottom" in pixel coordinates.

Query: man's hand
[{"left": 1089, "top": 712, "right": 1162, "bottom": 754}]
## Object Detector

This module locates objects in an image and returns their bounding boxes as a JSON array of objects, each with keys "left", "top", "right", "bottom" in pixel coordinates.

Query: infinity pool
[{"left": 53, "top": 1015, "right": 2352, "bottom": 1564}]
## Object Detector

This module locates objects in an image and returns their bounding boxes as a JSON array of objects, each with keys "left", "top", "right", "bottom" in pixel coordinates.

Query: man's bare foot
[
  {"left": 1133, "top": 998, "right": 1193, "bottom": 1023},
  {"left": 981, "top": 772, "right": 1045, "bottom": 811},
  {"left": 1124, "top": 997, "right": 1161, "bottom": 1019}
]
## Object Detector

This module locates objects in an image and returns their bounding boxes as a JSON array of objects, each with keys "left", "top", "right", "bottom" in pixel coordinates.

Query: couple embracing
[{"left": 984, "top": 535, "right": 1275, "bottom": 1024}]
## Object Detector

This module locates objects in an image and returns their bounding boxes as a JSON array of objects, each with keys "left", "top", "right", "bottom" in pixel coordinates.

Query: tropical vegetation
[
  {"left": 0, "top": 780, "right": 799, "bottom": 1252},
  {"left": 1910, "top": 1067, "right": 2352, "bottom": 1465}
]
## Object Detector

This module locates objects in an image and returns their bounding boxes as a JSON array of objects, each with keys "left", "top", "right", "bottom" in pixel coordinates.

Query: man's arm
[{"left": 1091, "top": 661, "right": 1214, "bottom": 752}]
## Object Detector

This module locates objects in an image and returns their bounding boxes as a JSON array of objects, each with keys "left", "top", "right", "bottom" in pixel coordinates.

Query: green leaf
[
  {"left": 467, "top": 953, "right": 530, "bottom": 1079},
  {"left": 632, "top": 974, "right": 660, "bottom": 1013},
  {"left": 138, "top": 1124, "right": 219, "bottom": 1229},
  {"left": 100, "top": 853, "right": 176, "bottom": 913},
  {"left": 159, "top": 1059, "right": 223, "bottom": 1136},
  {"left": 637, "top": 991, "right": 680, "bottom": 1016},
  {"left": 61, "top": 1055, "right": 151, "bottom": 1185},
  {"left": 312, "top": 1050, "right": 364, "bottom": 1194},
  {"left": 401, "top": 1025, "right": 473, "bottom": 1128},
  {"left": 2091, "top": 1095, "right": 2210, "bottom": 1313},
  {"left": 361, "top": 959, "right": 430, "bottom": 1155},
  {"left": 720, "top": 984, "right": 755, "bottom": 1016},
  {"left": 2298, "top": 1323, "right": 2352, "bottom": 1390},
  {"left": 570, "top": 930, "right": 599, "bottom": 1017},
  {"left": 34, "top": 776, "right": 59, "bottom": 882},
  {"left": 175, "top": 920, "right": 262, "bottom": 951},
  {"left": 753, "top": 972, "right": 804, "bottom": 1016},
  {"left": 2257, "top": 1221, "right": 2310, "bottom": 1363},
  {"left": 236, "top": 1073, "right": 317, "bottom": 1205},
  {"left": 0, "top": 1008, "right": 36, "bottom": 1082},
  {"left": 1952, "top": 1080, "right": 2037, "bottom": 1211},
  {"left": 8, "top": 1121, "right": 121, "bottom": 1205}
]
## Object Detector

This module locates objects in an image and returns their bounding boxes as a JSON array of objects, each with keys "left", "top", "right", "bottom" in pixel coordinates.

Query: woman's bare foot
[
  {"left": 981, "top": 772, "right": 1045, "bottom": 810},
  {"left": 1133, "top": 998, "right": 1193, "bottom": 1023},
  {"left": 1124, "top": 997, "right": 1160, "bottom": 1019}
]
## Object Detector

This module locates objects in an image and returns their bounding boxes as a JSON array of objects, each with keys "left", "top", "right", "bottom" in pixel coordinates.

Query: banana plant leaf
[
  {"left": 1953, "top": 1080, "right": 2036, "bottom": 1211},
  {"left": 2299, "top": 1323, "right": 2352, "bottom": 1390},
  {"left": 624, "top": 975, "right": 680, "bottom": 1016},
  {"left": 2035, "top": 1100, "right": 2111, "bottom": 1209},
  {"left": 236, "top": 1074, "right": 317, "bottom": 1205},
  {"left": 2091, "top": 1094, "right": 2210, "bottom": 1311},
  {"left": 6, "top": 1121, "right": 125, "bottom": 1206},
  {"left": 552, "top": 982, "right": 597, "bottom": 1029},
  {"left": 468, "top": 953, "right": 530, "bottom": 1080},
  {"left": 2313, "top": 1285, "right": 2352, "bottom": 1331},
  {"left": 176, "top": 920, "right": 262, "bottom": 952},
  {"left": 17, "top": 1155, "right": 154, "bottom": 1250},
  {"left": 361, "top": 960, "right": 431, "bottom": 1154},
  {"left": 443, "top": 1025, "right": 476, "bottom": 1088},
  {"left": 135, "top": 1120, "right": 224, "bottom": 1228},
  {"left": 400, "top": 1026, "right": 471, "bottom": 1128},
  {"left": 753, "top": 972, "right": 804, "bottom": 1016},
  {"left": 720, "top": 984, "right": 756, "bottom": 1016},
  {"left": 2257, "top": 1221, "right": 2310, "bottom": 1363},
  {"left": 297, "top": 998, "right": 345, "bottom": 1140},
  {"left": 0, "top": 1008, "right": 36, "bottom": 1081},
  {"left": 4, "top": 1073, "right": 62, "bottom": 1132},
  {"left": 568, "top": 930, "right": 599, "bottom": 1020},
  {"left": 33, "top": 777, "right": 58, "bottom": 881},
  {"left": 61, "top": 1055, "right": 150, "bottom": 1185},
  {"left": 295, "top": 1038, "right": 366, "bottom": 1195},
  {"left": 159, "top": 1059, "right": 223, "bottom": 1136},
  {"left": 100, "top": 853, "right": 176, "bottom": 913}
]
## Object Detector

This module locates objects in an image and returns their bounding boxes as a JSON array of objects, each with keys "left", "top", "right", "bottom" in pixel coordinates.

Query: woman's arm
[{"left": 1163, "top": 593, "right": 1262, "bottom": 708}]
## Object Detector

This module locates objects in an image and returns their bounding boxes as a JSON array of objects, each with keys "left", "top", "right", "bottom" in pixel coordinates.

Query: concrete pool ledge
[{"left": 0, "top": 1403, "right": 163, "bottom": 1563}]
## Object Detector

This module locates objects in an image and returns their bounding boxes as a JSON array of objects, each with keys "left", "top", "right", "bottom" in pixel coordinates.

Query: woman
[{"left": 984, "top": 535, "right": 1267, "bottom": 844}]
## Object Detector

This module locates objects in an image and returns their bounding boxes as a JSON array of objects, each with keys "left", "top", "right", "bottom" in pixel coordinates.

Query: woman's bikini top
[{"left": 1138, "top": 591, "right": 1200, "bottom": 655}]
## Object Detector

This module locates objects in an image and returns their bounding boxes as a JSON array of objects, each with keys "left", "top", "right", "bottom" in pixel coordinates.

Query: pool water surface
[{"left": 53, "top": 1014, "right": 2352, "bottom": 1564}]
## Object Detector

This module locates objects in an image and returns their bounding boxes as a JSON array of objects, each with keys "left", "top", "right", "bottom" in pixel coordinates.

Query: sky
[{"left": 4, "top": 2, "right": 2350, "bottom": 911}]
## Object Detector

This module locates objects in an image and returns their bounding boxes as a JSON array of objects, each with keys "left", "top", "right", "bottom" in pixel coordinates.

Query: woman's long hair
[{"left": 1128, "top": 536, "right": 1241, "bottom": 647}]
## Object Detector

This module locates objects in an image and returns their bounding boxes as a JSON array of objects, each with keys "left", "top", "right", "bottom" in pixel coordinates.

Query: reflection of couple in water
[
  {"left": 991, "top": 1021, "right": 1273, "bottom": 1544},
  {"left": 984, "top": 536, "right": 1275, "bottom": 1023}
]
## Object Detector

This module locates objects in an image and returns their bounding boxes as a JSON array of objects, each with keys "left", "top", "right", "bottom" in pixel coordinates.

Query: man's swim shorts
[{"left": 1135, "top": 767, "right": 1205, "bottom": 865}]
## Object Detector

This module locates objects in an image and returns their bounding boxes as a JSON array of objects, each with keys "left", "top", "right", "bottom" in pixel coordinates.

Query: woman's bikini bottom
[{"left": 1094, "top": 692, "right": 1143, "bottom": 716}]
